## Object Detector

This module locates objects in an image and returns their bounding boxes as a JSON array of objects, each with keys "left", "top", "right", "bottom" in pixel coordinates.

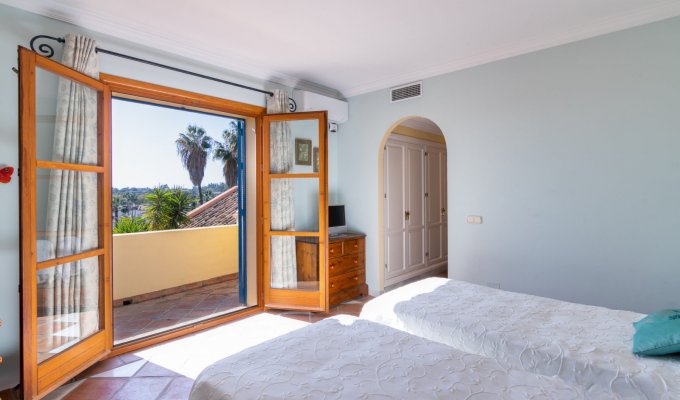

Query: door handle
[
  {"left": 405, "top": 211, "right": 410, "bottom": 221},
  {"left": 441, "top": 208, "right": 446, "bottom": 216}
]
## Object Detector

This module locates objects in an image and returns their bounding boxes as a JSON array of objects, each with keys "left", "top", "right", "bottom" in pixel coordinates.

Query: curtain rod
[{"left": 29, "top": 35, "right": 297, "bottom": 112}]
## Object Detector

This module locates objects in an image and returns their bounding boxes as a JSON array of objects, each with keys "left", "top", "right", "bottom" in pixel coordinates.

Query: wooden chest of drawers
[{"left": 328, "top": 233, "right": 367, "bottom": 306}]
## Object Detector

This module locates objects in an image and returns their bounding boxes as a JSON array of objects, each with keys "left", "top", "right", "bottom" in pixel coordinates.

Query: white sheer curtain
[
  {"left": 39, "top": 34, "right": 101, "bottom": 353},
  {"left": 268, "top": 90, "right": 297, "bottom": 288}
]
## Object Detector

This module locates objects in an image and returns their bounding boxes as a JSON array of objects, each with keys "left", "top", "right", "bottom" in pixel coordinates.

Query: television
[{"left": 328, "top": 205, "right": 347, "bottom": 235}]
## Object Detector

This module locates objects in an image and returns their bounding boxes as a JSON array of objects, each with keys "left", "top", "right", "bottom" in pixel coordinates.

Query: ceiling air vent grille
[{"left": 390, "top": 81, "right": 422, "bottom": 103}]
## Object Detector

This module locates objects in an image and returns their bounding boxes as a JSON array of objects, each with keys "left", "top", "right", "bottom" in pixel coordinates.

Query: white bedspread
[
  {"left": 360, "top": 278, "right": 680, "bottom": 399},
  {"left": 190, "top": 315, "right": 584, "bottom": 399}
]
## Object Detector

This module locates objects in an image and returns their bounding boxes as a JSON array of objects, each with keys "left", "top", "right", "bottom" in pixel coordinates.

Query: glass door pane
[
  {"left": 263, "top": 111, "right": 328, "bottom": 311},
  {"left": 20, "top": 48, "right": 112, "bottom": 399}
]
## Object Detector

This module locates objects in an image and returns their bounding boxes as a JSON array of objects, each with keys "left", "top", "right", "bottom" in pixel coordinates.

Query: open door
[
  {"left": 263, "top": 111, "right": 329, "bottom": 312},
  {"left": 19, "top": 48, "right": 112, "bottom": 399}
]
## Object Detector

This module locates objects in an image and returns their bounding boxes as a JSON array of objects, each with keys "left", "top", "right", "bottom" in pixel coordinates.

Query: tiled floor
[
  {"left": 114, "top": 279, "right": 243, "bottom": 343},
  {"left": 43, "top": 296, "right": 374, "bottom": 400},
  {"left": 39, "top": 268, "right": 448, "bottom": 400}
]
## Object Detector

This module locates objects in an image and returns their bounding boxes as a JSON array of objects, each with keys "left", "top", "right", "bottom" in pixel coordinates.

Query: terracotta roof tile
[{"left": 184, "top": 185, "right": 239, "bottom": 228}]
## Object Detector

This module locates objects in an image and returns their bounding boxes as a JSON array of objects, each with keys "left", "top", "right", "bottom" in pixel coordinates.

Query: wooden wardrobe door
[
  {"left": 384, "top": 141, "right": 406, "bottom": 282},
  {"left": 405, "top": 144, "right": 426, "bottom": 272}
]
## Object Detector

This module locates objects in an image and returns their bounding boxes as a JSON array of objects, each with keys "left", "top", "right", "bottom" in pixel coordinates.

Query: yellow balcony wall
[{"left": 113, "top": 225, "right": 239, "bottom": 300}]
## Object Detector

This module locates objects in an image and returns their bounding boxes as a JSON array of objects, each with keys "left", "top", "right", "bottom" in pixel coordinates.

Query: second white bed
[
  {"left": 190, "top": 315, "right": 584, "bottom": 399},
  {"left": 360, "top": 278, "right": 680, "bottom": 399}
]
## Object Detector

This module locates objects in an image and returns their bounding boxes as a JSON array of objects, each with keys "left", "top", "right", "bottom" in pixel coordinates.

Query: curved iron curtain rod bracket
[
  {"left": 29, "top": 35, "right": 65, "bottom": 58},
  {"left": 29, "top": 34, "right": 298, "bottom": 112}
]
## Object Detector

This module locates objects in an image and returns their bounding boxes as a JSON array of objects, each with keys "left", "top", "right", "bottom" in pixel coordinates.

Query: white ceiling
[{"left": 4, "top": 0, "right": 680, "bottom": 98}]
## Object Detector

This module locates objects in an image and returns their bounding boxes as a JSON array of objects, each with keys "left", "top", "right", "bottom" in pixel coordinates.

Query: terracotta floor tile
[
  {"left": 63, "top": 378, "right": 127, "bottom": 400},
  {"left": 76, "top": 357, "right": 125, "bottom": 379},
  {"left": 156, "top": 377, "right": 195, "bottom": 400},
  {"left": 134, "top": 362, "right": 180, "bottom": 377},
  {"left": 110, "top": 377, "right": 173, "bottom": 400},
  {"left": 118, "top": 352, "right": 143, "bottom": 364}
]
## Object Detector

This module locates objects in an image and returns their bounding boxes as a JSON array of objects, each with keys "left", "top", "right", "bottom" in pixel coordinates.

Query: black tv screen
[{"left": 329, "top": 205, "right": 346, "bottom": 227}]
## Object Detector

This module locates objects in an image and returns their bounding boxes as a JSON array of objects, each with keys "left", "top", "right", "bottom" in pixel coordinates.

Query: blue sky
[{"left": 112, "top": 98, "right": 238, "bottom": 188}]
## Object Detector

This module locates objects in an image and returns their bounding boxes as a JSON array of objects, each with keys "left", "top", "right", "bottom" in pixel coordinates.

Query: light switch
[{"left": 466, "top": 215, "right": 483, "bottom": 224}]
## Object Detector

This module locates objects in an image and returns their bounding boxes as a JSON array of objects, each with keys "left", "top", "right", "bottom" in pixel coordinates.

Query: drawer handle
[
  {"left": 353, "top": 259, "right": 358, "bottom": 264},
  {"left": 331, "top": 283, "right": 335, "bottom": 288},
  {"left": 330, "top": 265, "right": 334, "bottom": 270},
  {"left": 353, "top": 243, "right": 358, "bottom": 248},
  {"left": 330, "top": 249, "right": 335, "bottom": 253},
  {"left": 354, "top": 276, "right": 359, "bottom": 281}
]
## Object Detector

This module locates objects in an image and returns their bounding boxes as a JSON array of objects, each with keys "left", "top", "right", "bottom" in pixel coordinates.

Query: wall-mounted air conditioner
[{"left": 293, "top": 90, "right": 349, "bottom": 125}]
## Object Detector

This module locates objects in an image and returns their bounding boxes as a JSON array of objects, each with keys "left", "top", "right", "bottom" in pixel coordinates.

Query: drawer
[
  {"left": 329, "top": 253, "right": 364, "bottom": 277},
  {"left": 329, "top": 268, "right": 366, "bottom": 293},
  {"left": 328, "top": 242, "right": 343, "bottom": 257},
  {"left": 342, "top": 238, "right": 364, "bottom": 255}
]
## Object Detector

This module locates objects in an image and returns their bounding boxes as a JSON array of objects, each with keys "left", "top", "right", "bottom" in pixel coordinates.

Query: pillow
[{"left": 633, "top": 309, "right": 680, "bottom": 356}]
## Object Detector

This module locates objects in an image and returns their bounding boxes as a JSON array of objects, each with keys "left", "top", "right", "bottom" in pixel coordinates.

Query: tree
[
  {"left": 113, "top": 217, "right": 148, "bottom": 234},
  {"left": 213, "top": 121, "right": 239, "bottom": 188},
  {"left": 112, "top": 195, "right": 123, "bottom": 223},
  {"left": 142, "top": 186, "right": 196, "bottom": 231},
  {"left": 144, "top": 187, "right": 171, "bottom": 230},
  {"left": 203, "top": 189, "right": 216, "bottom": 202},
  {"left": 176, "top": 125, "right": 213, "bottom": 204},
  {"left": 165, "top": 188, "right": 194, "bottom": 229}
]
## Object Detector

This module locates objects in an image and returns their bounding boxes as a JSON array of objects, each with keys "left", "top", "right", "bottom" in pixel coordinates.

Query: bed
[
  {"left": 190, "top": 315, "right": 585, "bottom": 399},
  {"left": 360, "top": 277, "right": 680, "bottom": 399}
]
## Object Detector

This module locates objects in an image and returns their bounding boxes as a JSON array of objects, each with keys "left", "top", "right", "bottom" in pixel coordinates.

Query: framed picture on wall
[
  {"left": 313, "top": 147, "right": 319, "bottom": 172},
  {"left": 295, "top": 138, "right": 312, "bottom": 165}
]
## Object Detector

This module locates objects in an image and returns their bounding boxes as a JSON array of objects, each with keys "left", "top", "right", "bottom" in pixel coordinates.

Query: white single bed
[
  {"left": 360, "top": 278, "right": 680, "bottom": 399},
  {"left": 190, "top": 315, "right": 585, "bottom": 399}
]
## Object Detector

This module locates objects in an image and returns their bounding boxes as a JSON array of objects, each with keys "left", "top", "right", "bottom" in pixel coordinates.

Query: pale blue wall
[
  {"left": 338, "top": 17, "right": 680, "bottom": 314},
  {"left": 0, "top": 4, "right": 304, "bottom": 389}
]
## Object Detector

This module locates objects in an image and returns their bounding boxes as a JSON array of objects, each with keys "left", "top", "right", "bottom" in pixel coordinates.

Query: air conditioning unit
[{"left": 293, "top": 90, "right": 349, "bottom": 124}]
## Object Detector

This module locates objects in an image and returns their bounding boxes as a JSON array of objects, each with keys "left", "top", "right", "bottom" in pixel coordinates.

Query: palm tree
[
  {"left": 165, "top": 188, "right": 194, "bottom": 229},
  {"left": 143, "top": 186, "right": 196, "bottom": 230},
  {"left": 144, "top": 187, "right": 171, "bottom": 230},
  {"left": 213, "top": 121, "right": 239, "bottom": 188},
  {"left": 176, "top": 125, "right": 213, "bottom": 204}
]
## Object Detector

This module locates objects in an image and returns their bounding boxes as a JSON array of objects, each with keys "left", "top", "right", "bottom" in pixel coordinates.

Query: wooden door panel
[
  {"left": 407, "top": 229, "right": 426, "bottom": 270},
  {"left": 405, "top": 145, "right": 426, "bottom": 271},
  {"left": 385, "top": 144, "right": 404, "bottom": 232},
  {"left": 19, "top": 47, "right": 112, "bottom": 399},
  {"left": 263, "top": 111, "right": 328, "bottom": 312},
  {"left": 428, "top": 225, "right": 443, "bottom": 264},
  {"left": 385, "top": 232, "right": 406, "bottom": 278}
]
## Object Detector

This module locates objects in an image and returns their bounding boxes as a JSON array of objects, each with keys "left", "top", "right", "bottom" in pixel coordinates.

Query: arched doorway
[{"left": 377, "top": 117, "right": 448, "bottom": 290}]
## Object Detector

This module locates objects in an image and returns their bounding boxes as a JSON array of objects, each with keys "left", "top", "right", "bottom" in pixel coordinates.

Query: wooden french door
[
  {"left": 19, "top": 48, "right": 112, "bottom": 399},
  {"left": 263, "top": 111, "right": 329, "bottom": 312}
]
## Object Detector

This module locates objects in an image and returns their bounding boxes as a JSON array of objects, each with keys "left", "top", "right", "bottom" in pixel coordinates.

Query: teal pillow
[{"left": 633, "top": 309, "right": 680, "bottom": 356}]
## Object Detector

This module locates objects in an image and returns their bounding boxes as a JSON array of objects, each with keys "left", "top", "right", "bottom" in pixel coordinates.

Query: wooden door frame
[
  {"left": 19, "top": 48, "right": 112, "bottom": 399},
  {"left": 98, "top": 74, "right": 267, "bottom": 356},
  {"left": 262, "top": 111, "right": 329, "bottom": 312}
]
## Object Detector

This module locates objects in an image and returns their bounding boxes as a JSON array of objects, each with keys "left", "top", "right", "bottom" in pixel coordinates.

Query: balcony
[{"left": 112, "top": 225, "right": 241, "bottom": 343}]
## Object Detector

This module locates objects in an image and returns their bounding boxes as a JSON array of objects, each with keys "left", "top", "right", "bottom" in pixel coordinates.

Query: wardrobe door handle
[{"left": 405, "top": 211, "right": 410, "bottom": 221}]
